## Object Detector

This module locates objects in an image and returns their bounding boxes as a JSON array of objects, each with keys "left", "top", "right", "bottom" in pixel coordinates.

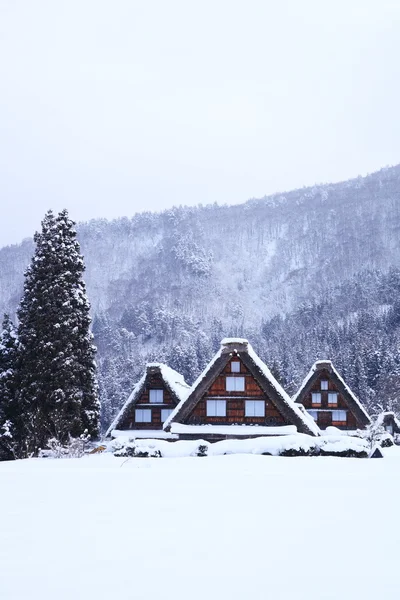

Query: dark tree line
[{"left": 0, "top": 211, "right": 99, "bottom": 460}]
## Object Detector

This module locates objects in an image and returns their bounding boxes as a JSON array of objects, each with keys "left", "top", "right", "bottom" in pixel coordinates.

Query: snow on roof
[
  {"left": 148, "top": 363, "right": 191, "bottom": 401},
  {"left": 164, "top": 339, "right": 320, "bottom": 436},
  {"left": 170, "top": 423, "right": 297, "bottom": 436},
  {"left": 110, "top": 429, "right": 179, "bottom": 440},
  {"left": 375, "top": 411, "right": 400, "bottom": 430},
  {"left": 105, "top": 363, "right": 190, "bottom": 438},
  {"left": 292, "top": 360, "right": 371, "bottom": 425},
  {"left": 246, "top": 344, "right": 320, "bottom": 436},
  {"left": 220, "top": 338, "right": 249, "bottom": 346},
  {"left": 163, "top": 344, "right": 225, "bottom": 430}
]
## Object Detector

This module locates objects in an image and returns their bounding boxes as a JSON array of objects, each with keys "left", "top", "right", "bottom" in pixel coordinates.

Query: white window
[
  {"left": 307, "top": 410, "right": 318, "bottom": 421},
  {"left": 226, "top": 376, "right": 245, "bottom": 392},
  {"left": 135, "top": 409, "right": 152, "bottom": 423},
  {"left": 245, "top": 400, "right": 265, "bottom": 417},
  {"left": 149, "top": 389, "right": 164, "bottom": 403},
  {"left": 161, "top": 408, "right": 173, "bottom": 422},
  {"left": 231, "top": 361, "right": 241, "bottom": 373},
  {"left": 332, "top": 410, "right": 346, "bottom": 422},
  {"left": 311, "top": 392, "right": 321, "bottom": 405},
  {"left": 207, "top": 400, "right": 226, "bottom": 417},
  {"left": 321, "top": 380, "right": 328, "bottom": 390},
  {"left": 328, "top": 392, "right": 338, "bottom": 405}
]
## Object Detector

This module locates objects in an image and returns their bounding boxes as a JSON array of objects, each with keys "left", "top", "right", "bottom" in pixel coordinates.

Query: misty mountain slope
[
  {"left": 1, "top": 165, "right": 400, "bottom": 327},
  {"left": 1, "top": 165, "right": 400, "bottom": 428}
]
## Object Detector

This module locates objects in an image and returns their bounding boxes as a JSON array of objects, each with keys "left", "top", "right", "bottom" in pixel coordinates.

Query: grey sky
[{"left": 1, "top": 0, "right": 400, "bottom": 246}]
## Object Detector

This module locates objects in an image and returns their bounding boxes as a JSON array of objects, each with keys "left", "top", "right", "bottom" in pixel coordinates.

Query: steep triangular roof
[
  {"left": 293, "top": 360, "right": 371, "bottom": 428},
  {"left": 105, "top": 363, "right": 191, "bottom": 437},
  {"left": 375, "top": 411, "right": 400, "bottom": 433},
  {"left": 164, "top": 338, "right": 320, "bottom": 436}
]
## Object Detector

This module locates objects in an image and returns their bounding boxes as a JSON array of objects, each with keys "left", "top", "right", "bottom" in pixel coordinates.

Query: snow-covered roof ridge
[
  {"left": 105, "top": 362, "right": 190, "bottom": 438},
  {"left": 292, "top": 359, "right": 371, "bottom": 428},
  {"left": 221, "top": 337, "right": 249, "bottom": 346},
  {"left": 147, "top": 363, "right": 191, "bottom": 397},
  {"left": 164, "top": 339, "right": 320, "bottom": 436},
  {"left": 163, "top": 346, "right": 224, "bottom": 430},
  {"left": 245, "top": 344, "right": 320, "bottom": 436},
  {"left": 105, "top": 372, "right": 147, "bottom": 438},
  {"left": 375, "top": 411, "right": 400, "bottom": 431}
]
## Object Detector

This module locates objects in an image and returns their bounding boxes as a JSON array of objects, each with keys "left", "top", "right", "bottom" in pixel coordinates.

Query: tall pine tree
[
  {"left": 0, "top": 314, "right": 19, "bottom": 460},
  {"left": 17, "top": 209, "right": 100, "bottom": 454}
]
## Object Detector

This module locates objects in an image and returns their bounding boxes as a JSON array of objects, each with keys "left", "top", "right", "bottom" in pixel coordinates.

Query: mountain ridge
[{"left": 1, "top": 163, "right": 400, "bottom": 428}]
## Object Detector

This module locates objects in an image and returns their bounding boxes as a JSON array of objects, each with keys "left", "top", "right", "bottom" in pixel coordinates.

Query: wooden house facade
[
  {"left": 164, "top": 338, "right": 319, "bottom": 440},
  {"left": 293, "top": 360, "right": 371, "bottom": 431},
  {"left": 105, "top": 363, "right": 190, "bottom": 439}
]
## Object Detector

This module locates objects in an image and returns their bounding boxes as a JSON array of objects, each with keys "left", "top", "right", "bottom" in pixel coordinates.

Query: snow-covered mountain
[{"left": 1, "top": 164, "right": 400, "bottom": 427}]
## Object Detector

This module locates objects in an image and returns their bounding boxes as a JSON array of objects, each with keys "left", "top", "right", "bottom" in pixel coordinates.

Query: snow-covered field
[{"left": 1, "top": 450, "right": 400, "bottom": 600}]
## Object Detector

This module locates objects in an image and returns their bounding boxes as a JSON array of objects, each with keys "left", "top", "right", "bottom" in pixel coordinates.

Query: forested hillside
[{"left": 1, "top": 165, "right": 400, "bottom": 430}]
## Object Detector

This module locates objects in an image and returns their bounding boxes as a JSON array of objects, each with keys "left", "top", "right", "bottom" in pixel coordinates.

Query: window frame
[
  {"left": 226, "top": 376, "right": 245, "bottom": 392},
  {"left": 161, "top": 408, "right": 173, "bottom": 423},
  {"left": 149, "top": 389, "right": 164, "bottom": 404},
  {"left": 206, "top": 399, "right": 227, "bottom": 417},
  {"left": 245, "top": 400, "right": 265, "bottom": 417},
  {"left": 327, "top": 391, "right": 338, "bottom": 406},
  {"left": 135, "top": 408, "right": 152, "bottom": 423},
  {"left": 332, "top": 410, "right": 347, "bottom": 423},
  {"left": 311, "top": 392, "right": 322, "bottom": 405},
  {"left": 230, "top": 361, "right": 241, "bottom": 373},
  {"left": 320, "top": 380, "right": 329, "bottom": 391}
]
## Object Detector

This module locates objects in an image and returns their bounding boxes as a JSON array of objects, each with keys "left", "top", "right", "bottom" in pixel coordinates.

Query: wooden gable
[
  {"left": 107, "top": 364, "right": 189, "bottom": 436},
  {"left": 294, "top": 361, "right": 371, "bottom": 430},
  {"left": 187, "top": 356, "right": 289, "bottom": 426},
  {"left": 165, "top": 340, "right": 319, "bottom": 436},
  {"left": 118, "top": 369, "right": 178, "bottom": 430}
]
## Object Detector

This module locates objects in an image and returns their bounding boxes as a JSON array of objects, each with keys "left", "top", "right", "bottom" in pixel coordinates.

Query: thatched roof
[
  {"left": 105, "top": 363, "right": 190, "bottom": 437},
  {"left": 293, "top": 360, "right": 371, "bottom": 429},
  {"left": 164, "top": 338, "right": 320, "bottom": 436}
]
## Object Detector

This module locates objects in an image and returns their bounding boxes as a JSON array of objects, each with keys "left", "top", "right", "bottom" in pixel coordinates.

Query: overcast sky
[{"left": 1, "top": 0, "right": 400, "bottom": 246}]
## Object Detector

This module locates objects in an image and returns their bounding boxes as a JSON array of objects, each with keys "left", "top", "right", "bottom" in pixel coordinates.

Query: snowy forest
[{"left": 1, "top": 165, "right": 400, "bottom": 432}]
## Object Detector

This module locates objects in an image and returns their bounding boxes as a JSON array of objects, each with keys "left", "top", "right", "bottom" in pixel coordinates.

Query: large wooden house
[
  {"left": 106, "top": 363, "right": 191, "bottom": 439},
  {"left": 163, "top": 338, "right": 319, "bottom": 440},
  {"left": 293, "top": 360, "right": 371, "bottom": 431}
]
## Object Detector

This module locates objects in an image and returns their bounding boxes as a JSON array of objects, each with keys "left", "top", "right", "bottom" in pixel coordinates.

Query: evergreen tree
[
  {"left": 17, "top": 209, "right": 100, "bottom": 455},
  {"left": 0, "top": 314, "right": 19, "bottom": 460}
]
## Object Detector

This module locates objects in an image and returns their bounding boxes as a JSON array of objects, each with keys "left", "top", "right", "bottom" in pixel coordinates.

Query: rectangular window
[
  {"left": 321, "top": 380, "right": 328, "bottom": 390},
  {"left": 332, "top": 410, "right": 346, "bottom": 422},
  {"left": 161, "top": 408, "right": 173, "bottom": 422},
  {"left": 206, "top": 400, "right": 226, "bottom": 417},
  {"left": 149, "top": 389, "right": 164, "bottom": 403},
  {"left": 226, "top": 376, "right": 245, "bottom": 392},
  {"left": 135, "top": 409, "right": 152, "bottom": 423},
  {"left": 307, "top": 410, "right": 318, "bottom": 421},
  {"left": 328, "top": 392, "right": 338, "bottom": 405},
  {"left": 245, "top": 400, "right": 265, "bottom": 417},
  {"left": 311, "top": 392, "right": 322, "bottom": 405},
  {"left": 231, "top": 361, "right": 241, "bottom": 373}
]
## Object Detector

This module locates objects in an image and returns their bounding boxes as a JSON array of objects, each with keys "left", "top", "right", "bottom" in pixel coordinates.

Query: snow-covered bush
[
  {"left": 111, "top": 433, "right": 370, "bottom": 459},
  {"left": 114, "top": 442, "right": 162, "bottom": 458},
  {"left": 43, "top": 431, "right": 91, "bottom": 459},
  {"left": 196, "top": 444, "right": 209, "bottom": 457}
]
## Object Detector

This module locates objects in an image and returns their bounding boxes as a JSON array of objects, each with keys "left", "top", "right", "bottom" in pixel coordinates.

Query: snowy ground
[{"left": 1, "top": 450, "right": 400, "bottom": 600}]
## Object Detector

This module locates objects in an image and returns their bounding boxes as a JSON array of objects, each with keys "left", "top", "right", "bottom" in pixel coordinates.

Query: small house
[
  {"left": 375, "top": 411, "right": 400, "bottom": 437},
  {"left": 106, "top": 363, "right": 191, "bottom": 439},
  {"left": 164, "top": 338, "right": 320, "bottom": 440},
  {"left": 293, "top": 360, "right": 371, "bottom": 431}
]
